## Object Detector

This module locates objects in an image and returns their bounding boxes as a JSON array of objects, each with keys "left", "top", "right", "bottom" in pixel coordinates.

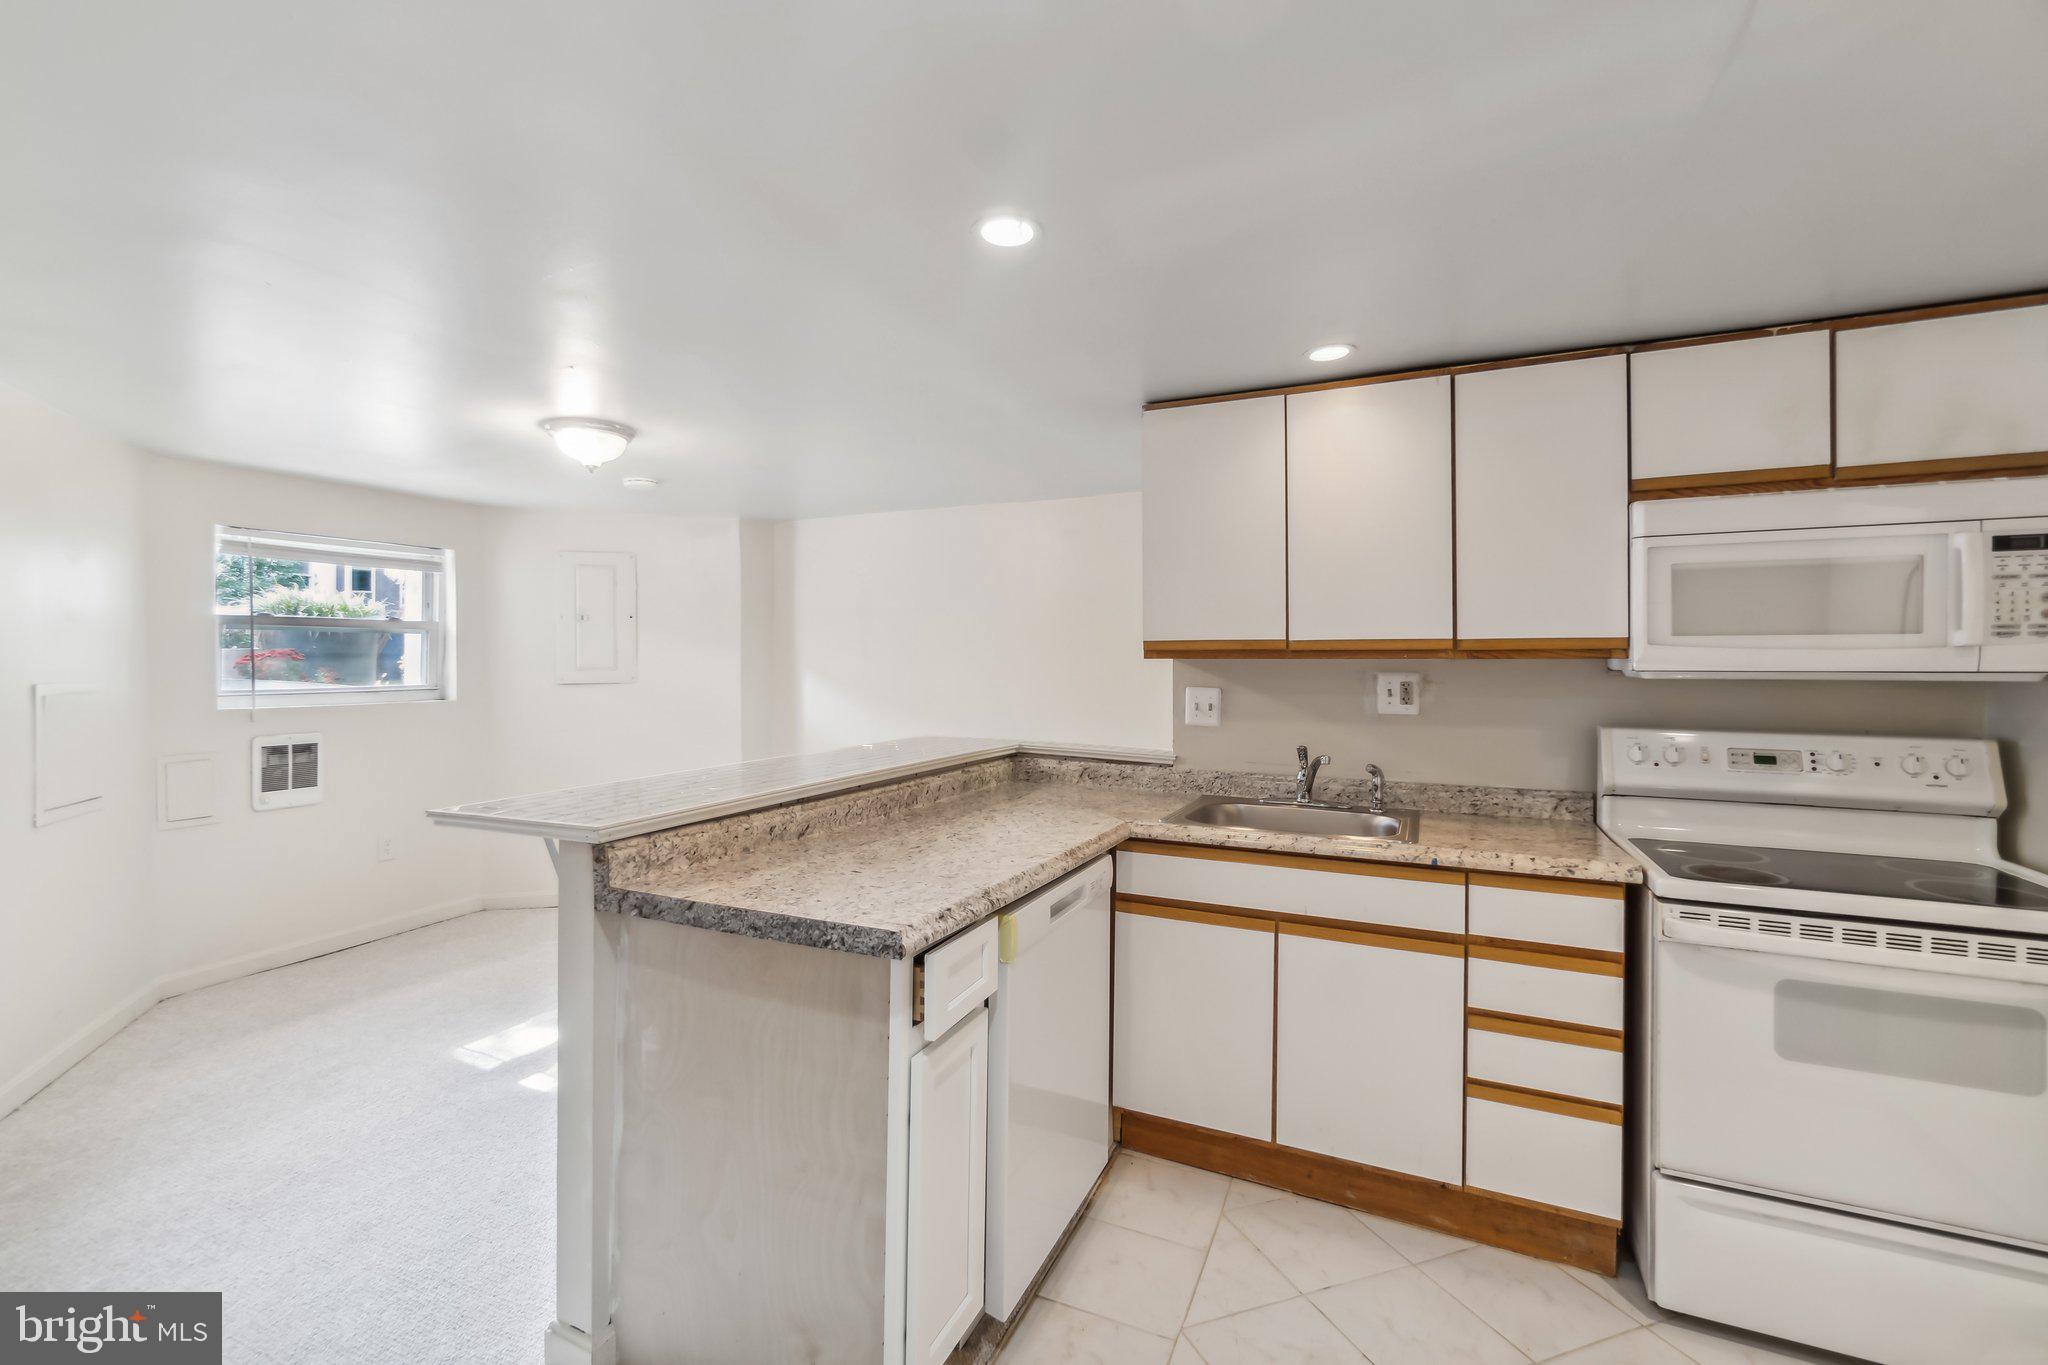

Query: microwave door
[{"left": 1630, "top": 521, "right": 1981, "bottom": 673}]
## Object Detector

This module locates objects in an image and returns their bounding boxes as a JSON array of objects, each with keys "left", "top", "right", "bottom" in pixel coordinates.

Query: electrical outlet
[
  {"left": 1375, "top": 673, "right": 1421, "bottom": 716},
  {"left": 375, "top": 833, "right": 396, "bottom": 863},
  {"left": 1184, "top": 686, "right": 1222, "bottom": 727}
]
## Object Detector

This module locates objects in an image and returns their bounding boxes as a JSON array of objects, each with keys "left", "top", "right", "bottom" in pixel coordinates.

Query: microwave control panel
[
  {"left": 1600, "top": 728, "right": 2005, "bottom": 814},
  {"left": 1990, "top": 532, "right": 2048, "bottom": 640}
]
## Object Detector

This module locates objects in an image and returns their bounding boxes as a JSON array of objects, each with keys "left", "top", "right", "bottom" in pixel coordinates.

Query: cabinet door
[
  {"left": 1453, "top": 355, "right": 1628, "bottom": 646},
  {"left": 1275, "top": 925, "right": 1463, "bottom": 1183},
  {"left": 1629, "top": 332, "right": 1832, "bottom": 489},
  {"left": 1141, "top": 397, "right": 1287, "bottom": 649},
  {"left": 1836, "top": 303, "right": 2048, "bottom": 474},
  {"left": 907, "top": 1007, "right": 988, "bottom": 1365},
  {"left": 1112, "top": 906, "right": 1275, "bottom": 1139},
  {"left": 1287, "top": 377, "right": 1453, "bottom": 649}
]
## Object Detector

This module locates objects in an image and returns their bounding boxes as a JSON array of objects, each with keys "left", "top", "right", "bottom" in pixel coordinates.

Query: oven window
[
  {"left": 1669, "top": 557, "right": 1924, "bottom": 637},
  {"left": 1774, "top": 980, "right": 2045, "bottom": 1096}
]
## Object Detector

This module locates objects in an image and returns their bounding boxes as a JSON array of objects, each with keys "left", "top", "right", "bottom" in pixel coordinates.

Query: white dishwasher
[{"left": 984, "top": 854, "right": 1113, "bottom": 1321}]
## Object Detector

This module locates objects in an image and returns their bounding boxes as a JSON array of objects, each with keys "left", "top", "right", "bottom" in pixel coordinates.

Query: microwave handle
[{"left": 1950, "top": 530, "right": 1990, "bottom": 647}]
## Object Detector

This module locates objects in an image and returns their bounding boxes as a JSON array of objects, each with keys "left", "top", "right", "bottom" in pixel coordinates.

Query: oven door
[
  {"left": 1630, "top": 521, "right": 1986, "bottom": 673},
  {"left": 1654, "top": 923, "right": 2048, "bottom": 1247}
]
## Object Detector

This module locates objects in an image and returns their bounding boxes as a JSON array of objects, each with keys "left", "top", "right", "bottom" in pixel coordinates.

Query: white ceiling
[{"left": 3, "top": 2, "right": 2046, "bottom": 518}]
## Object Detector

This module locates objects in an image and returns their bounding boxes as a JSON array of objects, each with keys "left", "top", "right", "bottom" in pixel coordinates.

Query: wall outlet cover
[
  {"left": 1375, "top": 673, "right": 1421, "bottom": 716},
  {"left": 1184, "top": 686, "right": 1222, "bottom": 727}
]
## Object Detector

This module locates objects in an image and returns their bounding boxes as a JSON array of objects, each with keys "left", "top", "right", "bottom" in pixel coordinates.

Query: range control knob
[
  {"left": 1901, "top": 753, "right": 1929, "bottom": 777},
  {"left": 1946, "top": 754, "right": 1972, "bottom": 779},
  {"left": 1662, "top": 743, "right": 1686, "bottom": 766},
  {"left": 1625, "top": 741, "right": 1648, "bottom": 766},
  {"left": 1823, "top": 750, "right": 1850, "bottom": 773}
]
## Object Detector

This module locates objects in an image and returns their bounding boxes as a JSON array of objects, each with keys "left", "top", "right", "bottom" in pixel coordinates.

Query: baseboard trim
[
  {"left": 1118, "top": 1108, "right": 1620, "bottom": 1273},
  {"left": 544, "top": 1320, "right": 616, "bottom": 1365},
  {"left": 156, "top": 894, "right": 493, "bottom": 1000},
  {"left": 0, "top": 981, "right": 160, "bottom": 1122},
  {"left": 481, "top": 890, "right": 560, "bottom": 911}
]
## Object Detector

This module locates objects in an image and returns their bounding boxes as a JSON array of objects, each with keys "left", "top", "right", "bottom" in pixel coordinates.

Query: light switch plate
[
  {"left": 1184, "top": 686, "right": 1222, "bottom": 726},
  {"left": 1375, "top": 673, "right": 1421, "bottom": 716}
]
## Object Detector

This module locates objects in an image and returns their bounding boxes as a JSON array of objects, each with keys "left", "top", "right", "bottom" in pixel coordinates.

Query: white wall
[
  {"left": 771, "top": 493, "right": 1171, "bottom": 753},
  {"left": 0, "top": 384, "right": 157, "bottom": 1113},
  {"left": 1172, "top": 657, "right": 2000, "bottom": 793},
  {"left": 143, "top": 456, "right": 511, "bottom": 993}
]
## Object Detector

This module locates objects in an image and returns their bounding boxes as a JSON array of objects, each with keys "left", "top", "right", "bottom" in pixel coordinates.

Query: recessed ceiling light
[
  {"left": 977, "top": 214, "right": 1038, "bottom": 248},
  {"left": 539, "top": 416, "right": 636, "bottom": 471},
  {"left": 622, "top": 476, "right": 660, "bottom": 491},
  {"left": 1307, "top": 343, "right": 1355, "bottom": 363}
]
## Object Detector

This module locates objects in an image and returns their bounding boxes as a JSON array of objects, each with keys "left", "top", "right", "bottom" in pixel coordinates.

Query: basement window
[{"left": 214, "top": 526, "right": 454, "bottom": 708}]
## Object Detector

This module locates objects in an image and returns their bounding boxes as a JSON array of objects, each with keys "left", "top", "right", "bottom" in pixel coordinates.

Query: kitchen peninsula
[{"left": 432, "top": 737, "right": 1641, "bottom": 1365}]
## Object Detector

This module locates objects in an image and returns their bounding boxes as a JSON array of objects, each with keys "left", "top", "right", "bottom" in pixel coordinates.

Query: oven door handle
[{"left": 1950, "top": 529, "right": 1989, "bottom": 648}]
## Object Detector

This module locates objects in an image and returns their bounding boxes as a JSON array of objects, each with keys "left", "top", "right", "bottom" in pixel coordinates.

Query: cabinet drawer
[
  {"left": 1116, "top": 846, "right": 1463, "bottom": 934},
  {"left": 1468, "top": 875, "right": 1624, "bottom": 953},
  {"left": 919, "top": 918, "right": 998, "bottom": 1043},
  {"left": 1467, "top": 948, "right": 1624, "bottom": 1031},
  {"left": 1466, "top": 1089, "right": 1622, "bottom": 1221},
  {"left": 1467, "top": 1018, "right": 1623, "bottom": 1105}
]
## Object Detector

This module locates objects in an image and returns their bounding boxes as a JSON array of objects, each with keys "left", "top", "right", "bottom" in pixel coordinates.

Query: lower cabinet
[
  {"left": 906, "top": 1005, "right": 989, "bottom": 1365},
  {"left": 1465, "top": 1087, "right": 1623, "bottom": 1221},
  {"left": 1275, "top": 924, "right": 1464, "bottom": 1183},
  {"left": 1112, "top": 905, "right": 1275, "bottom": 1139}
]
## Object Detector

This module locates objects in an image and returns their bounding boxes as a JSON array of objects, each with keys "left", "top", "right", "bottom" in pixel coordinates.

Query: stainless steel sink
[{"left": 1163, "top": 795, "right": 1419, "bottom": 843}]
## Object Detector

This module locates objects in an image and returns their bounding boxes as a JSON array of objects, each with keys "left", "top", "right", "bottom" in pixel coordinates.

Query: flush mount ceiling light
[
  {"left": 977, "top": 214, "right": 1038, "bottom": 247},
  {"left": 621, "top": 476, "right": 660, "bottom": 491},
  {"left": 539, "top": 416, "right": 636, "bottom": 471},
  {"left": 1307, "top": 343, "right": 1355, "bottom": 363}
]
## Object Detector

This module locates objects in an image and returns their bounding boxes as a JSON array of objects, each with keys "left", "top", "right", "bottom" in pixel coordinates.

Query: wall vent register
[{"left": 252, "top": 734, "right": 324, "bottom": 810}]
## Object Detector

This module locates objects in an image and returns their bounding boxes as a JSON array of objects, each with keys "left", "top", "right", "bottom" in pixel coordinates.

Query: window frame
[{"left": 213, "top": 526, "right": 456, "bottom": 710}]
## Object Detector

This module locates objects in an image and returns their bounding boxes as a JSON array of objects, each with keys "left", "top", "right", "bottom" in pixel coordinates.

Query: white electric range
[{"left": 1598, "top": 728, "right": 2048, "bottom": 1365}]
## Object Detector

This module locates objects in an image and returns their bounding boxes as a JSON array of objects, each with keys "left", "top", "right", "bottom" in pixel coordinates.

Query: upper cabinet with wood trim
[
  {"left": 1453, "top": 356, "right": 1629, "bottom": 649},
  {"left": 1629, "top": 331, "right": 1832, "bottom": 492},
  {"left": 1141, "top": 397, "right": 1287, "bottom": 651},
  {"left": 1286, "top": 377, "right": 1454, "bottom": 651},
  {"left": 1836, "top": 302, "right": 2048, "bottom": 477}
]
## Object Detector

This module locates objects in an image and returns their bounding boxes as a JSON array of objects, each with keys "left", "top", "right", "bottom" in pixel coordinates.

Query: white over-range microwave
[{"left": 1627, "top": 475, "right": 2048, "bottom": 678}]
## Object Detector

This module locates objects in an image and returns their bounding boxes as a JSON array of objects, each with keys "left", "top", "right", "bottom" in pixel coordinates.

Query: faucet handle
[{"left": 1297, "top": 743, "right": 1309, "bottom": 767}]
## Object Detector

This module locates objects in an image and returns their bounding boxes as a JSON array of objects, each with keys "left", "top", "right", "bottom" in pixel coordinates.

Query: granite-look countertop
[{"left": 601, "top": 780, "right": 1641, "bottom": 959}]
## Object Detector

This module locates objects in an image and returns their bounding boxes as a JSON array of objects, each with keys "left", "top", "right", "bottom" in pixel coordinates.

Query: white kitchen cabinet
[
  {"left": 906, "top": 1006, "right": 989, "bottom": 1365},
  {"left": 1466, "top": 1090, "right": 1622, "bottom": 1221},
  {"left": 1453, "top": 355, "right": 1629, "bottom": 646},
  {"left": 1275, "top": 925, "right": 1463, "bottom": 1182},
  {"left": 1629, "top": 331, "right": 1832, "bottom": 487},
  {"left": 1836, "top": 303, "right": 2048, "bottom": 474},
  {"left": 1117, "top": 846, "right": 1464, "bottom": 936},
  {"left": 1113, "top": 906, "right": 1275, "bottom": 1139},
  {"left": 1141, "top": 397, "right": 1287, "bottom": 649},
  {"left": 1286, "top": 377, "right": 1453, "bottom": 648}
]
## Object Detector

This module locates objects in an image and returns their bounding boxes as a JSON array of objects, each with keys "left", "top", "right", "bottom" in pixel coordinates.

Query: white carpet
[{"left": 0, "top": 907, "right": 557, "bottom": 1365}]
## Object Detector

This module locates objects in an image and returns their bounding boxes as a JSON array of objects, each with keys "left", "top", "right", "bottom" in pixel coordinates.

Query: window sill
[{"left": 216, "top": 688, "right": 451, "bottom": 711}]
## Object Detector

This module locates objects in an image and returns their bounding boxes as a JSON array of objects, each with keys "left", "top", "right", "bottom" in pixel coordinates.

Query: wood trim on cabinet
[
  {"left": 1832, "top": 450, "right": 2048, "bottom": 483},
  {"left": 1142, "top": 287, "right": 2048, "bottom": 410},
  {"left": 1627, "top": 463, "right": 1832, "bottom": 495},
  {"left": 1452, "top": 637, "right": 1629, "bottom": 658},
  {"left": 1144, "top": 639, "right": 1289, "bottom": 659},
  {"left": 1277, "top": 919, "right": 1467, "bottom": 957},
  {"left": 1468, "top": 872, "right": 1626, "bottom": 900},
  {"left": 1110, "top": 898, "right": 1276, "bottom": 935},
  {"left": 1467, "top": 1079, "right": 1623, "bottom": 1125},
  {"left": 1118, "top": 838, "right": 1467, "bottom": 884},
  {"left": 1116, "top": 1108, "right": 1622, "bottom": 1271},
  {"left": 1468, "top": 942, "right": 1625, "bottom": 976},
  {"left": 1468, "top": 1006, "right": 1623, "bottom": 1042},
  {"left": 1286, "top": 637, "right": 1455, "bottom": 655},
  {"left": 1467, "top": 1010, "right": 1624, "bottom": 1051},
  {"left": 1114, "top": 894, "right": 1465, "bottom": 946}
]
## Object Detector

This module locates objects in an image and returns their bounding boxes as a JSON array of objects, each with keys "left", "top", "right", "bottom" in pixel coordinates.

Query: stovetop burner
[{"left": 1636, "top": 840, "right": 2048, "bottom": 911}]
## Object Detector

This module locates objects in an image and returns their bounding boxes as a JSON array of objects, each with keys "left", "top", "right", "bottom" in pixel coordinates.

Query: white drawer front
[
  {"left": 1466, "top": 1027, "right": 1624, "bottom": 1105},
  {"left": 1468, "top": 878, "right": 1624, "bottom": 953},
  {"left": 1116, "top": 849, "right": 1463, "bottom": 934},
  {"left": 1467, "top": 955, "right": 1624, "bottom": 1031},
  {"left": 1467, "top": 1095, "right": 1621, "bottom": 1220},
  {"left": 921, "top": 918, "right": 998, "bottom": 1043}
]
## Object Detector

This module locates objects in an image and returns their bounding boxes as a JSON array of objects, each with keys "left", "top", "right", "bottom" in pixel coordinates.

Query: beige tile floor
[{"left": 996, "top": 1151, "right": 1864, "bottom": 1365}]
